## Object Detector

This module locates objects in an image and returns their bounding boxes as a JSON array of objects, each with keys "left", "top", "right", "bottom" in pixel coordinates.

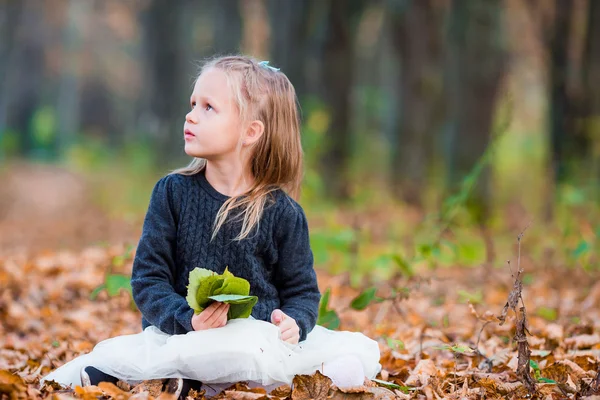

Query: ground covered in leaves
[
  {"left": 2, "top": 240, "right": 600, "bottom": 399},
  {"left": 1, "top": 165, "right": 600, "bottom": 399}
]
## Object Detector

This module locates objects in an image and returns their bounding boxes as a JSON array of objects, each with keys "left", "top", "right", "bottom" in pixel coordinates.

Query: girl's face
[{"left": 183, "top": 68, "right": 243, "bottom": 161}]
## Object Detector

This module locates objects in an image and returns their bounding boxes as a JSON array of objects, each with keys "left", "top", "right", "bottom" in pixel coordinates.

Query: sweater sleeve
[
  {"left": 273, "top": 200, "right": 321, "bottom": 341},
  {"left": 131, "top": 175, "right": 194, "bottom": 335}
]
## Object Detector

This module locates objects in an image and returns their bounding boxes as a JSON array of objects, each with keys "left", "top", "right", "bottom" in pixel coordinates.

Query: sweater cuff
[{"left": 177, "top": 308, "right": 195, "bottom": 333}]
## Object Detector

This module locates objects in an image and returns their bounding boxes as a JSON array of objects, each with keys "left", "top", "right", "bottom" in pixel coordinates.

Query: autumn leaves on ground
[{"left": 1, "top": 165, "right": 600, "bottom": 399}]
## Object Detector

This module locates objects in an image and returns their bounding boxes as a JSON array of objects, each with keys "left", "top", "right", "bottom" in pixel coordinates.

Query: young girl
[{"left": 41, "top": 55, "right": 380, "bottom": 398}]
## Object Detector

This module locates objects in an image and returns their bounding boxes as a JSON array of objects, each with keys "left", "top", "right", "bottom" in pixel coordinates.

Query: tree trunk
[
  {"left": 389, "top": 0, "right": 443, "bottom": 206},
  {"left": 268, "top": 0, "right": 311, "bottom": 102},
  {"left": 318, "top": 0, "right": 365, "bottom": 200},
  {"left": 140, "top": 0, "right": 187, "bottom": 165},
  {"left": 5, "top": 0, "right": 47, "bottom": 157},
  {"left": 213, "top": 0, "right": 243, "bottom": 54},
  {"left": 580, "top": 0, "right": 600, "bottom": 199},
  {"left": 548, "top": 0, "right": 577, "bottom": 185},
  {"left": 443, "top": 0, "right": 506, "bottom": 223}
]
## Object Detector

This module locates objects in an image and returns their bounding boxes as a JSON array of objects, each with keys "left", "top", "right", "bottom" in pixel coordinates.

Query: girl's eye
[
  {"left": 205, "top": 104, "right": 213, "bottom": 111},
  {"left": 191, "top": 101, "right": 196, "bottom": 109}
]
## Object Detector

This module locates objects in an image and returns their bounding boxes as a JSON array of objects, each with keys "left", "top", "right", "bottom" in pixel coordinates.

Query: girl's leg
[{"left": 322, "top": 355, "right": 365, "bottom": 388}]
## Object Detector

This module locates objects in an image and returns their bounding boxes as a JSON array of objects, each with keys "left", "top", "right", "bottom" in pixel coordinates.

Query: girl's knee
[{"left": 322, "top": 355, "right": 365, "bottom": 389}]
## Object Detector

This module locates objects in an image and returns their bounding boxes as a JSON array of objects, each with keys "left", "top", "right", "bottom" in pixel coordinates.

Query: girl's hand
[
  {"left": 271, "top": 309, "right": 299, "bottom": 344},
  {"left": 191, "top": 302, "right": 229, "bottom": 331}
]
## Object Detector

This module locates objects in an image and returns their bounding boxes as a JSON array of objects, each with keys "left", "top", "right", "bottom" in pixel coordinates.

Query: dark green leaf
[
  {"left": 350, "top": 287, "right": 377, "bottom": 311},
  {"left": 538, "top": 377, "right": 556, "bottom": 384},
  {"left": 573, "top": 241, "right": 590, "bottom": 258},
  {"left": 319, "top": 287, "right": 332, "bottom": 316},
  {"left": 529, "top": 360, "right": 540, "bottom": 370},
  {"left": 317, "top": 310, "right": 340, "bottom": 330}
]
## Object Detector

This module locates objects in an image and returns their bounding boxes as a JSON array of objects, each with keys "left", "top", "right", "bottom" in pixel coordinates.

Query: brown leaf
[
  {"left": 0, "top": 369, "right": 27, "bottom": 397},
  {"left": 98, "top": 381, "right": 131, "bottom": 399},
  {"left": 291, "top": 371, "right": 332, "bottom": 400},
  {"left": 222, "top": 390, "right": 270, "bottom": 399},
  {"left": 74, "top": 384, "right": 104, "bottom": 400},
  {"left": 131, "top": 379, "right": 164, "bottom": 397},
  {"left": 564, "top": 334, "right": 600, "bottom": 350},
  {"left": 269, "top": 385, "right": 292, "bottom": 398},
  {"left": 404, "top": 359, "right": 437, "bottom": 386}
]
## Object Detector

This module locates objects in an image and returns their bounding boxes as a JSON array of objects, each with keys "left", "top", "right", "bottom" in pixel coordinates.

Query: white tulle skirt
[{"left": 41, "top": 318, "right": 381, "bottom": 389}]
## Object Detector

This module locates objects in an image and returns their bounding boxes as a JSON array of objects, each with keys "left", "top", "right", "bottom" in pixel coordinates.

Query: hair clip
[{"left": 258, "top": 60, "right": 280, "bottom": 72}]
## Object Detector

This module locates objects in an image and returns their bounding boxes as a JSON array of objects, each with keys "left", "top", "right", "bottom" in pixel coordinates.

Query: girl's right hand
[{"left": 191, "top": 302, "right": 230, "bottom": 331}]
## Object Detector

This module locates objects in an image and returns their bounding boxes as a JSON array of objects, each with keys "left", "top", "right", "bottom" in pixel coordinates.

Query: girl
[{"left": 41, "top": 55, "right": 380, "bottom": 398}]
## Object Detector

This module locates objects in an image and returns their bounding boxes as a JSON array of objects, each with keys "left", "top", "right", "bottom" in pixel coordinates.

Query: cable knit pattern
[{"left": 130, "top": 171, "right": 321, "bottom": 341}]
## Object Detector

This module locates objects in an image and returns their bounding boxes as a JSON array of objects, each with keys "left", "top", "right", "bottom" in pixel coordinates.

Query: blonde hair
[{"left": 171, "top": 55, "right": 303, "bottom": 241}]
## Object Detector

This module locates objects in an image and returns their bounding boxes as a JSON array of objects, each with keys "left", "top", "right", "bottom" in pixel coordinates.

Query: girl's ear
[{"left": 243, "top": 120, "right": 265, "bottom": 146}]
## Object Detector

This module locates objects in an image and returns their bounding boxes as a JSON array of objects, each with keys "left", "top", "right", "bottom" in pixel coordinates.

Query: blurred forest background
[{"left": 0, "top": 0, "right": 599, "bottom": 277}]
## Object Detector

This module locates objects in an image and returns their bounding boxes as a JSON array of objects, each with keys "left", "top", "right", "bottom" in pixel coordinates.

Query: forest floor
[{"left": 1, "top": 165, "right": 599, "bottom": 400}]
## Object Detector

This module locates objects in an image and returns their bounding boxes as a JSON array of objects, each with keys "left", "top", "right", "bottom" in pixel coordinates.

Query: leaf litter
[{"left": 1, "top": 232, "right": 600, "bottom": 399}]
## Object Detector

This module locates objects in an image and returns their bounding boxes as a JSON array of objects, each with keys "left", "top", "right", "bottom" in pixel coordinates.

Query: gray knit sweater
[{"left": 130, "top": 171, "right": 321, "bottom": 341}]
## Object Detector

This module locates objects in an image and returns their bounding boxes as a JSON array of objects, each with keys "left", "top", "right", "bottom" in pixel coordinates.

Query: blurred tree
[
  {"left": 388, "top": 0, "right": 443, "bottom": 206},
  {"left": 140, "top": 0, "right": 187, "bottom": 165},
  {"left": 56, "top": 0, "right": 85, "bottom": 155},
  {"left": 213, "top": 0, "right": 243, "bottom": 54},
  {"left": 317, "top": 0, "right": 367, "bottom": 199},
  {"left": 443, "top": 0, "right": 506, "bottom": 222},
  {"left": 581, "top": 0, "right": 600, "bottom": 199},
  {"left": 268, "top": 0, "right": 311, "bottom": 101},
  {"left": 548, "top": 0, "right": 580, "bottom": 186},
  {"left": 1, "top": 0, "right": 46, "bottom": 157},
  {"left": 525, "top": 0, "right": 599, "bottom": 216}
]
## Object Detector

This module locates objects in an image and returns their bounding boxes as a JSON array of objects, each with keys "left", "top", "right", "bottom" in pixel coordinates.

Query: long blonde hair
[{"left": 171, "top": 55, "right": 303, "bottom": 241}]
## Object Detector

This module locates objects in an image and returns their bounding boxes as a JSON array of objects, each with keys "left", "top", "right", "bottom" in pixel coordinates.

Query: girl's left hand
[{"left": 271, "top": 309, "right": 299, "bottom": 344}]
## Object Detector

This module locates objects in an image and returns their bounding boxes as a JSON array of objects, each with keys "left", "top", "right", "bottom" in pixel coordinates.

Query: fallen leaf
[{"left": 291, "top": 371, "right": 332, "bottom": 400}]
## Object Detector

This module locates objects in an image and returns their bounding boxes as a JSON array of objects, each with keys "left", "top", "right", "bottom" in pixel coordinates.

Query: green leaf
[
  {"left": 319, "top": 287, "right": 332, "bottom": 316},
  {"left": 105, "top": 274, "right": 132, "bottom": 297},
  {"left": 208, "top": 294, "right": 257, "bottom": 303},
  {"left": 208, "top": 294, "right": 259, "bottom": 319},
  {"left": 186, "top": 268, "right": 218, "bottom": 313},
  {"left": 371, "top": 379, "right": 411, "bottom": 393},
  {"left": 89, "top": 284, "right": 106, "bottom": 300},
  {"left": 350, "top": 287, "right": 377, "bottom": 311},
  {"left": 185, "top": 267, "right": 257, "bottom": 319},
  {"left": 536, "top": 306, "right": 558, "bottom": 322},
  {"left": 451, "top": 344, "right": 474, "bottom": 354},
  {"left": 457, "top": 289, "right": 483, "bottom": 305},
  {"left": 529, "top": 360, "right": 540, "bottom": 370},
  {"left": 317, "top": 310, "right": 340, "bottom": 330},
  {"left": 538, "top": 377, "right": 556, "bottom": 384},
  {"left": 392, "top": 254, "right": 414, "bottom": 277},
  {"left": 573, "top": 241, "right": 590, "bottom": 259},
  {"left": 385, "top": 336, "right": 405, "bottom": 350}
]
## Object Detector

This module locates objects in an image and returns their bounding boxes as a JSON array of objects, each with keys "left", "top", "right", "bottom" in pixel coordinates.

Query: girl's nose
[{"left": 186, "top": 110, "right": 197, "bottom": 124}]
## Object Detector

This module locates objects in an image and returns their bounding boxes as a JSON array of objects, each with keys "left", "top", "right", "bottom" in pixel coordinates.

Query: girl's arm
[
  {"left": 130, "top": 175, "right": 194, "bottom": 335},
  {"left": 273, "top": 200, "right": 321, "bottom": 341}
]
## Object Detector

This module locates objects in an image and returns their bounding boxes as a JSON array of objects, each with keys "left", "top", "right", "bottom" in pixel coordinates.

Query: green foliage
[
  {"left": 350, "top": 287, "right": 378, "bottom": 311},
  {"left": 383, "top": 336, "right": 405, "bottom": 351},
  {"left": 317, "top": 288, "right": 340, "bottom": 330},
  {"left": 530, "top": 360, "right": 557, "bottom": 384},
  {"left": 457, "top": 289, "right": 483, "bottom": 305},
  {"left": 434, "top": 343, "right": 475, "bottom": 354},
  {"left": 535, "top": 307, "right": 558, "bottom": 322},
  {"left": 30, "top": 106, "right": 56, "bottom": 147},
  {"left": 90, "top": 274, "right": 132, "bottom": 300},
  {"left": 186, "top": 267, "right": 257, "bottom": 319},
  {"left": 371, "top": 379, "right": 412, "bottom": 393}
]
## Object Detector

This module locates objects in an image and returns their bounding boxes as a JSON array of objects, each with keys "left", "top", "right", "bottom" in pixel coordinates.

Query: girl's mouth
[{"left": 184, "top": 129, "right": 195, "bottom": 138}]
